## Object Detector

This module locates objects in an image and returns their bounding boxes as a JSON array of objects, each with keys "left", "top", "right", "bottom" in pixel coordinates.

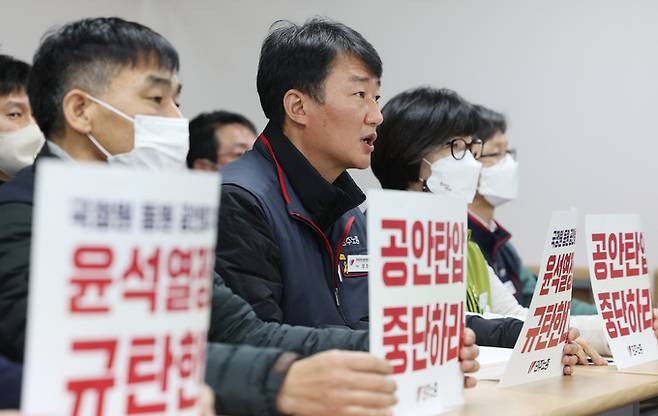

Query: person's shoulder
[
  {"left": 0, "top": 165, "right": 36, "bottom": 206},
  {"left": 221, "top": 149, "right": 278, "bottom": 193}
]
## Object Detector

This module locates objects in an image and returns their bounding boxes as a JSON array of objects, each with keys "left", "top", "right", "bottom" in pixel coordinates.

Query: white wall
[{"left": 2, "top": 0, "right": 657, "bottom": 269}]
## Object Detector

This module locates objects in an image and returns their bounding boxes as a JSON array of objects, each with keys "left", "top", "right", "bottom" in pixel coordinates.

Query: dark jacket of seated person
[
  {"left": 217, "top": 121, "right": 370, "bottom": 329},
  {"left": 0, "top": 355, "right": 21, "bottom": 410}
]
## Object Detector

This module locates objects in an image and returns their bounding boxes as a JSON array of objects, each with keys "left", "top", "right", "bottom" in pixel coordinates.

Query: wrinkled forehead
[{"left": 102, "top": 62, "right": 181, "bottom": 94}]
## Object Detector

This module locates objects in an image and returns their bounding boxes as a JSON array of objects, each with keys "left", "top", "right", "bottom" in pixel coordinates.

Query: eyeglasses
[
  {"left": 448, "top": 137, "right": 484, "bottom": 160},
  {"left": 479, "top": 148, "right": 517, "bottom": 163}
]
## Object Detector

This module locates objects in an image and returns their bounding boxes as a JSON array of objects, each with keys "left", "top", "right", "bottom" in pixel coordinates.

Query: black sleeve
[
  {"left": 208, "top": 273, "right": 369, "bottom": 355},
  {"left": 204, "top": 343, "right": 299, "bottom": 416},
  {"left": 0, "top": 355, "right": 22, "bottom": 410},
  {"left": 216, "top": 185, "right": 284, "bottom": 323},
  {"left": 0, "top": 203, "right": 32, "bottom": 362},
  {"left": 466, "top": 315, "right": 523, "bottom": 348}
]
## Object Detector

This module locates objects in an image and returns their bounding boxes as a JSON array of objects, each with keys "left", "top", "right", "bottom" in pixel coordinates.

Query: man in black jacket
[{"left": 216, "top": 18, "right": 379, "bottom": 329}]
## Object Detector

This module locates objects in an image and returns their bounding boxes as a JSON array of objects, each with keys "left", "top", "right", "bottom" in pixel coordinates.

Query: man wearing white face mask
[
  {"left": 468, "top": 105, "right": 598, "bottom": 316},
  {"left": 0, "top": 55, "right": 45, "bottom": 186}
]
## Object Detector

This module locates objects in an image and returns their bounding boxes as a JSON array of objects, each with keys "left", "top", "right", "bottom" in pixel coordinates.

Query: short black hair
[
  {"left": 28, "top": 17, "right": 179, "bottom": 138},
  {"left": 474, "top": 104, "right": 507, "bottom": 142},
  {"left": 256, "top": 17, "right": 382, "bottom": 126},
  {"left": 0, "top": 55, "right": 30, "bottom": 96},
  {"left": 372, "top": 87, "right": 479, "bottom": 190},
  {"left": 187, "top": 110, "right": 257, "bottom": 167},
  {"left": 187, "top": 122, "right": 218, "bottom": 168}
]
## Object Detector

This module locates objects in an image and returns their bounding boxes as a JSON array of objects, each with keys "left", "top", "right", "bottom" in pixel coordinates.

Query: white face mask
[
  {"left": 86, "top": 95, "right": 189, "bottom": 170},
  {"left": 0, "top": 123, "right": 45, "bottom": 176},
  {"left": 423, "top": 151, "right": 482, "bottom": 204},
  {"left": 478, "top": 153, "right": 519, "bottom": 207}
]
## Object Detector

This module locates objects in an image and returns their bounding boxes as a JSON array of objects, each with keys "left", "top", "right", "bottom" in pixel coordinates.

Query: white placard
[
  {"left": 368, "top": 189, "right": 466, "bottom": 415},
  {"left": 499, "top": 209, "right": 576, "bottom": 387},
  {"left": 585, "top": 214, "right": 658, "bottom": 369},
  {"left": 21, "top": 160, "right": 220, "bottom": 415}
]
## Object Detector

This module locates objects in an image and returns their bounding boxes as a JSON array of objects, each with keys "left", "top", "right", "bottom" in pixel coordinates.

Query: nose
[
  {"left": 164, "top": 100, "right": 183, "bottom": 118},
  {"left": 365, "top": 98, "right": 384, "bottom": 127}
]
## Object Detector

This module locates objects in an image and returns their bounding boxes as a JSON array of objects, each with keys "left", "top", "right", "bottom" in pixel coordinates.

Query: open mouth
[{"left": 361, "top": 133, "right": 377, "bottom": 147}]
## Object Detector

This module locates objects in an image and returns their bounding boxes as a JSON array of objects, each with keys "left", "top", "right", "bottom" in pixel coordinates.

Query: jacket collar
[
  {"left": 257, "top": 122, "right": 365, "bottom": 230},
  {"left": 468, "top": 212, "right": 512, "bottom": 260}
]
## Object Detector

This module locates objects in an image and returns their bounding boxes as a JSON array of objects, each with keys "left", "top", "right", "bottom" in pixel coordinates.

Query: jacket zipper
[{"left": 289, "top": 212, "right": 341, "bottom": 305}]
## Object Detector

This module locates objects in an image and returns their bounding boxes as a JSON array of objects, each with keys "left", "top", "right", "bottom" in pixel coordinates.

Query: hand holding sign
[
  {"left": 461, "top": 328, "right": 480, "bottom": 388},
  {"left": 276, "top": 350, "right": 398, "bottom": 416},
  {"left": 563, "top": 328, "right": 581, "bottom": 375}
]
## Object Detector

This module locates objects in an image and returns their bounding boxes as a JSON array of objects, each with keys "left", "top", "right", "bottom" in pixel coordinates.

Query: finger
[
  {"left": 562, "top": 352, "right": 578, "bottom": 367},
  {"left": 464, "top": 376, "right": 477, "bottom": 388},
  {"left": 463, "top": 328, "right": 476, "bottom": 346},
  {"left": 460, "top": 344, "right": 479, "bottom": 361},
  {"left": 575, "top": 344, "right": 588, "bottom": 365},
  {"left": 568, "top": 327, "right": 580, "bottom": 342},
  {"left": 461, "top": 359, "right": 480, "bottom": 373},
  {"left": 563, "top": 342, "right": 579, "bottom": 356},
  {"left": 335, "top": 351, "right": 393, "bottom": 374},
  {"left": 563, "top": 365, "right": 573, "bottom": 376},
  {"left": 346, "top": 372, "right": 397, "bottom": 394},
  {"left": 577, "top": 338, "right": 607, "bottom": 366}
]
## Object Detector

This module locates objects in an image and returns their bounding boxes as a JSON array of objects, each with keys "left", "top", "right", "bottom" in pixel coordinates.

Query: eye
[
  {"left": 354, "top": 91, "right": 366, "bottom": 98},
  {"left": 7, "top": 112, "right": 22, "bottom": 119},
  {"left": 148, "top": 96, "right": 163, "bottom": 104}
]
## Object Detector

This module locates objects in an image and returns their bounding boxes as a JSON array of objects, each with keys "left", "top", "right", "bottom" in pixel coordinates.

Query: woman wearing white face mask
[
  {"left": 371, "top": 86, "right": 611, "bottom": 365},
  {"left": 372, "top": 87, "right": 520, "bottom": 341},
  {"left": 468, "top": 105, "right": 606, "bottom": 333}
]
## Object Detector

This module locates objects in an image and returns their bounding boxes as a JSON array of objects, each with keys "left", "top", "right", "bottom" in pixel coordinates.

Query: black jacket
[
  {"left": 0, "top": 355, "right": 21, "bottom": 410},
  {"left": 217, "top": 122, "right": 369, "bottom": 327}
]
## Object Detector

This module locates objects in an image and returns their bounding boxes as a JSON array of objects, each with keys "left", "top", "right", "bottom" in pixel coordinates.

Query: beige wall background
[{"left": 1, "top": 0, "right": 656, "bottom": 270}]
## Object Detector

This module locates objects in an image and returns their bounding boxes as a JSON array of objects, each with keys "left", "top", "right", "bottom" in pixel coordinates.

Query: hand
[
  {"left": 460, "top": 327, "right": 480, "bottom": 388},
  {"left": 652, "top": 308, "right": 658, "bottom": 339},
  {"left": 574, "top": 337, "right": 608, "bottom": 366},
  {"left": 562, "top": 327, "right": 580, "bottom": 375},
  {"left": 276, "top": 350, "right": 397, "bottom": 416},
  {"left": 199, "top": 384, "right": 215, "bottom": 416}
]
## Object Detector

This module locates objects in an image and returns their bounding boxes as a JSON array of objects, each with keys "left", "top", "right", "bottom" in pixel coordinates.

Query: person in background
[
  {"left": 0, "top": 55, "right": 44, "bottom": 186},
  {"left": 187, "top": 110, "right": 257, "bottom": 171},
  {"left": 469, "top": 104, "right": 598, "bottom": 316}
]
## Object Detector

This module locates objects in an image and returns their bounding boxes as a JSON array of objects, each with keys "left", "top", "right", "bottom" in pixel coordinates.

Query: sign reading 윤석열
[{"left": 22, "top": 160, "right": 220, "bottom": 415}]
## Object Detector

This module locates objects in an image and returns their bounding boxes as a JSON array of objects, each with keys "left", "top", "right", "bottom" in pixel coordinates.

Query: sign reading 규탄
[{"left": 22, "top": 160, "right": 220, "bottom": 415}]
